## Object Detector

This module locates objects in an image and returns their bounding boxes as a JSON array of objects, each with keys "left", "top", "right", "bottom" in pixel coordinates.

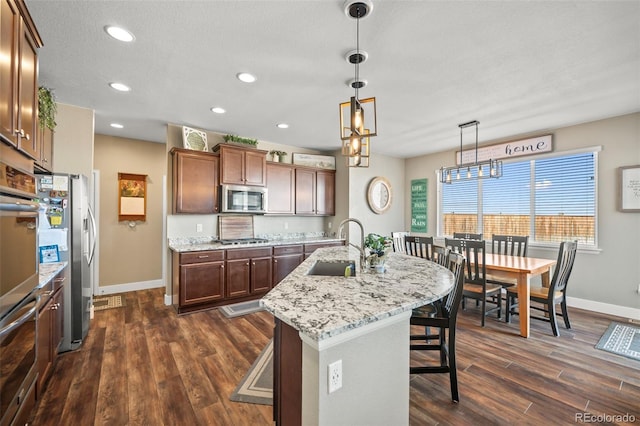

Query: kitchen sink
[{"left": 307, "top": 260, "right": 356, "bottom": 277}]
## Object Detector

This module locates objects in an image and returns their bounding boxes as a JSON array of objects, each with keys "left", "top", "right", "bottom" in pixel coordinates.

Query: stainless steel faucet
[{"left": 338, "top": 218, "right": 366, "bottom": 271}]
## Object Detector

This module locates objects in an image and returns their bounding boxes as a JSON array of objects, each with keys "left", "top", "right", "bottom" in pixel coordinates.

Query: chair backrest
[
  {"left": 492, "top": 234, "right": 529, "bottom": 257},
  {"left": 391, "top": 231, "right": 409, "bottom": 254},
  {"left": 405, "top": 236, "right": 434, "bottom": 259},
  {"left": 444, "top": 238, "right": 486, "bottom": 285},
  {"left": 431, "top": 245, "right": 449, "bottom": 267},
  {"left": 442, "top": 251, "right": 466, "bottom": 321},
  {"left": 549, "top": 240, "right": 578, "bottom": 295},
  {"left": 453, "top": 232, "right": 483, "bottom": 241}
]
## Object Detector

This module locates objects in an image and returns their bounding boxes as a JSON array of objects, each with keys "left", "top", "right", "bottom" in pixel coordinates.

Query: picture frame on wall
[
  {"left": 118, "top": 173, "right": 147, "bottom": 221},
  {"left": 292, "top": 153, "right": 336, "bottom": 170},
  {"left": 618, "top": 165, "right": 640, "bottom": 212}
]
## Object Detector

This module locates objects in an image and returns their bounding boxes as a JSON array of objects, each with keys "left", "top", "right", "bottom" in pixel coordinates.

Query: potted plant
[
  {"left": 269, "top": 150, "right": 288, "bottom": 162},
  {"left": 223, "top": 134, "right": 258, "bottom": 147},
  {"left": 38, "top": 86, "right": 57, "bottom": 131},
  {"left": 364, "top": 233, "right": 393, "bottom": 267}
]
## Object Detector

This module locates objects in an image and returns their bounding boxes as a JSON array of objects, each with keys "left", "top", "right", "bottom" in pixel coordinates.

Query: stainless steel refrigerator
[{"left": 37, "top": 174, "right": 96, "bottom": 351}]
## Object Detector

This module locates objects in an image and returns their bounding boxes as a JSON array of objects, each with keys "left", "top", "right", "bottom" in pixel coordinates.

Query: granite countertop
[
  {"left": 39, "top": 262, "right": 68, "bottom": 288},
  {"left": 168, "top": 235, "right": 344, "bottom": 252},
  {"left": 260, "top": 246, "right": 455, "bottom": 342}
]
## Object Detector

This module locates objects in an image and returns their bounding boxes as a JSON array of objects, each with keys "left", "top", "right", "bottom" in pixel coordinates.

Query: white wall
[{"left": 405, "top": 112, "right": 640, "bottom": 312}]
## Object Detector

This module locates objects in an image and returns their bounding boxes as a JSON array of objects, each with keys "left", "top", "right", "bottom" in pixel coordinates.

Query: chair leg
[
  {"left": 505, "top": 294, "right": 511, "bottom": 323},
  {"left": 548, "top": 302, "right": 560, "bottom": 337},
  {"left": 448, "top": 330, "right": 459, "bottom": 403},
  {"left": 480, "top": 298, "right": 486, "bottom": 327},
  {"left": 439, "top": 330, "right": 447, "bottom": 366},
  {"left": 561, "top": 299, "right": 571, "bottom": 329}
]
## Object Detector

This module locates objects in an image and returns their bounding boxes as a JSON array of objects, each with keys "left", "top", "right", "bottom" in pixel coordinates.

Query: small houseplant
[
  {"left": 269, "top": 150, "right": 288, "bottom": 162},
  {"left": 38, "top": 86, "right": 57, "bottom": 130},
  {"left": 364, "top": 233, "right": 393, "bottom": 267},
  {"left": 223, "top": 134, "right": 258, "bottom": 147}
]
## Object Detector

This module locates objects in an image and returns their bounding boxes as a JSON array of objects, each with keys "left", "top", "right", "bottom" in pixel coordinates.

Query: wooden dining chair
[
  {"left": 404, "top": 236, "right": 434, "bottom": 259},
  {"left": 410, "top": 251, "right": 466, "bottom": 402},
  {"left": 391, "top": 231, "right": 409, "bottom": 254},
  {"left": 453, "top": 232, "right": 483, "bottom": 241},
  {"left": 488, "top": 235, "right": 530, "bottom": 306},
  {"left": 445, "top": 238, "right": 502, "bottom": 326},
  {"left": 505, "top": 240, "right": 578, "bottom": 336},
  {"left": 431, "top": 245, "right": 449, "bottom": 267}
]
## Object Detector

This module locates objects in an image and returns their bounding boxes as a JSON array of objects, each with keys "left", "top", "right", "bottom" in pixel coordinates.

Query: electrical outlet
[
  {"left": 328, "top": 360, "right": 342, "bottom": 393},
  {"left": 284, "top": 222, "right": 289, "bottom": 230},
  {"left": 637, "top": 283, "right": 640, "bottom": 294},
  {"left": 196, "top": 223, "right": 203, "bottom": 233},
  {"left": 328, "top": 222, "right": 332, "bottom": 229}
]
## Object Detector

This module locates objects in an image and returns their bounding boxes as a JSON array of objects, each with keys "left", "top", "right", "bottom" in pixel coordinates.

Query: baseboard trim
[
  {"left": 164, "top": 294, "right": 172, "bottom": 306},
  {"left": 95, "top": 279, "right": 164, "bottom": 295},
  {"left": 566, "top": 296, "right": 640, "bottom": 320}
]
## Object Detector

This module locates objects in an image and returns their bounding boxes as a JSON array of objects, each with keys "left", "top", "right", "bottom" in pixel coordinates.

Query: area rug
[
  {"left": 93, "top": 295, "right": 125, "bottom": 311},
  {"left": 229, "top": 339, "right": 273, "bottom": 405},
  {"left": 595, "top": 322, "right": 640, "bottom": 361},
  {"left": 219, "top": 299, "right": 264, "bottom": 318}
]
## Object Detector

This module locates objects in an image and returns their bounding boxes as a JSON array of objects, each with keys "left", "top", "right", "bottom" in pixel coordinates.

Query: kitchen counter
[
  {"left": 260, "top": 246, "right": 454, "bottom": 342},
  {"left": 39, "top": 262, "right": 68, "bottom": 288},
  {"left": 168, "top": 235, "right": 344, "bottom": 252}
]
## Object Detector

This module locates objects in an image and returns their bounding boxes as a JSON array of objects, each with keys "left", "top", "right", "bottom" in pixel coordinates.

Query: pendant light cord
[{"left": 355, "top": 11, "right": 360, "bottom": 101}]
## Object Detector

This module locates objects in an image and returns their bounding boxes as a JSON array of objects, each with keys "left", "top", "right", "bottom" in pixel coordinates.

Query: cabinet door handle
[
  {"left": 25, "top": 133, "right": 30, "bottom": 141},
  {"left": 220, "top": 264, "right": 224, "bottom": 269},
  {"left": 274, "top": 259, "right": 278, "bottom": 263},
  {"left": 198, "top": 255, "right": 209, "bottom": 259}
]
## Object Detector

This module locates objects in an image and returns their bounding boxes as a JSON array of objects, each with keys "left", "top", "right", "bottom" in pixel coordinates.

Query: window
[{"left": 439, "top": 150, "right": 598, "bottom": 247}]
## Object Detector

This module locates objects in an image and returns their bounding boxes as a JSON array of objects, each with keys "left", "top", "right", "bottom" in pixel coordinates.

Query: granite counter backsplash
[{"left": 169, "top": 233, "right": 343, "bottom": 252}]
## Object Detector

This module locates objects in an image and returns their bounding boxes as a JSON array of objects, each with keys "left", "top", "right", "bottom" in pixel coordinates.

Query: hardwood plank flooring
[{"left": 30, "top": 288, "right": 639, "bottom": 425}]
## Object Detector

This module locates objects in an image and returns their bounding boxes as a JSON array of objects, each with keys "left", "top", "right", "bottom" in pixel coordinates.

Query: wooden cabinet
[
  {"left": 171, "top": 148, "right": 219, "bottom": 214},
  {"left": 304, "top": 241, "right": 345, "bottom": 259},
  {"left": 295, "top": 168, "right": 336, "bottom": 216},
  {"left": 173, "top": 251, "right": 225, "bottom": 313},
  {"left": 272, "top": 245, "right": 303, "bottom": 285},
  {"left": 35, "top": 124, "right": 53, "bottom": 172},
  {"left": 266, "top": 162, "right": 295, "bottom": 215},
  {"left": 36, "top": 271, "right": 64, "bottom": 397},
  {"left": 219, "top": 144, "right": 267, "bottom": 186},
  {"left": 0, "top": 0, "right": 42, "bottom": 158},
  {"left": 226, "top": 247, "right": 272, "bottom": 298}
]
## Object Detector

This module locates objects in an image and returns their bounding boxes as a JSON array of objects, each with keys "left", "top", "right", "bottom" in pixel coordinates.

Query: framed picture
[
  {"left": 40, "top": 245, "right": 60, "bottom": 263},
  {"left": 618, "top": 165, "right": 640, "bottom": 212},
  {"left": 182, "top": 126, "right": 208, "bottom": 151},
  {"left": 118, "top": 173, "right": 147, "bottom": 221},
  {"left": 292, "top": 153, "right": 336, "bottom": 170}
]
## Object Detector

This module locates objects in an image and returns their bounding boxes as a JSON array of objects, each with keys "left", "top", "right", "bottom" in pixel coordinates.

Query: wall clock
[{"left": 367, "top": 176, "right": 392, "bottom": 214}]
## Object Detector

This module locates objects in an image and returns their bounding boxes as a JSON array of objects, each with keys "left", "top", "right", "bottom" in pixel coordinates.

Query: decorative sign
[
  {"left": 118, "top": 173, "right": 147, "bottom": 222},
  {"left": 292, "top": 153, "right": 336, "bottom": 170},
  {"left": 618, "top": 165, "right": 640, "bottom": 212},
  {"left": 410, "top": 178, "right": 427, "bottom": 233},
  {"left": 457, "top": 134, "right": 552, "bottom": 165}
]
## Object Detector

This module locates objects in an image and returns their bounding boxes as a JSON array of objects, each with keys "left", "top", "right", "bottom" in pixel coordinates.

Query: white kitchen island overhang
[{"left": 261, "top": 246, "right": 455, "bottom": 426}]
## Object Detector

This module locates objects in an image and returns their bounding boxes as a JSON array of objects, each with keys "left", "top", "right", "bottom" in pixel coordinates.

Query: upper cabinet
[
  {"left": 266, "top": 162, "right": 295, "bottom": 215},
  {"left": 218, "top": 145, "right": 267, "bottom": 186},
  {"left": 295, "top": 167, "right": 335, "bottom": 216},
  {"left": 171, "top": 148, "right": 219, "bottom": 214},
  {"left": 0, "top": 0, "right": 42, "bottom": 159}
]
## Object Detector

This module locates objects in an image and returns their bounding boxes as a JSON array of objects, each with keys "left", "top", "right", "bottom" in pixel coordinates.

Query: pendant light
[
  {"left": 339, "top": 1, "right": 377, "bottom": 168},
  {"left": 440, "top": 120, "right": 503, "bottom": 184}
]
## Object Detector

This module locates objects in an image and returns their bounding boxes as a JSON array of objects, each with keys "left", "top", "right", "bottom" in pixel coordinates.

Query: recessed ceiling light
[
  {"left": 211, "top": 107, "right": 226, "bottom": 114},
  {"left": 110, "top": 123, "right": 124, "bottom": 129},
  {"left": 104, "top": 25, "right": 135, "bottom": 42},
  {"left": 109, "top": 82, "right": 131, "bottom": 92},
  {"left": 276, "top": 123, "right": 289, "bottom": 129},
  {"left": 237, "top": 72, "right": 257, "bottom": 83}
]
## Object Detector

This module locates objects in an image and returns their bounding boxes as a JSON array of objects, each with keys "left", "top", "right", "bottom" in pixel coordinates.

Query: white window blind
[{"left": 439, "top": 151, "right": 597, "bottom": 247}]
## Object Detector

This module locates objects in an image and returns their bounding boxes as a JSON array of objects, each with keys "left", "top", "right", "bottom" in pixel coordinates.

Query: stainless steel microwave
[{"left": 220, "top": 184, "right": 268, "bottom": 214}]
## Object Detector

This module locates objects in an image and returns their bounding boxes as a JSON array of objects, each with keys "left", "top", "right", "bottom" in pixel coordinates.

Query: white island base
[{"left": 299, "top": 311, "right": 411, "bottom": 426}]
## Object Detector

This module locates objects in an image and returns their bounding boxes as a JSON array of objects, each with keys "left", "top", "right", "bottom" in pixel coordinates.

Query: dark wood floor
[{"left": 30, "top": 288, "right": 639, "bottom": 425}]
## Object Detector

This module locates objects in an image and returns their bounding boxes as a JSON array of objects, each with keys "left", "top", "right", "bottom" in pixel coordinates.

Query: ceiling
[{"left": 26, "top": 1, "right": 640, "bottom": 159}]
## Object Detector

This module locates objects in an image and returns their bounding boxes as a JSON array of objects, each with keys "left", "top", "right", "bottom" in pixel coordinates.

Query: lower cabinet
[
  {"left": 226, "top": 247, "right": 273, "bottom": 298},
  {"left": 273, "top": 245, "right": 303, "bottom": 285},
  {"left": 173, "top": 250, "right": 225, "bottom": 313},
  {"left": 36, "top": 272, "right": 64, "bottom": 397}
]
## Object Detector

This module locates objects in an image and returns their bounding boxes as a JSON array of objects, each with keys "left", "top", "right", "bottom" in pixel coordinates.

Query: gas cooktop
[{"left": 218, "top": 238, "right": 269, "bottom": 245}]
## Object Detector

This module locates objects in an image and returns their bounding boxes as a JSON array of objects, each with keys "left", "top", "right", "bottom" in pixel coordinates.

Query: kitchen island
[{"left": 260, "top": 246, "right": 455, "bottom": 426}]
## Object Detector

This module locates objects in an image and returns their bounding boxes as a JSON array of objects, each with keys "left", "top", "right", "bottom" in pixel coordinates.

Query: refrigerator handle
[{"left": 87, "top": 203, "right": 97, "bottom": 265}]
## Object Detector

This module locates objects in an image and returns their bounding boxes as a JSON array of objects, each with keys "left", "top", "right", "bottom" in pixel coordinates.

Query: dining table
[{"left": 484, "top": 253, "right": 557, "bottom": 338}]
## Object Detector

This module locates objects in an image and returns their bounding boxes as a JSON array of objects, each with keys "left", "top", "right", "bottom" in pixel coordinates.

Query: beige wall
[
  {"left": 94, "top": 134, "right": 166, "bottom": 287},
  {"left": 405, "top": 112, "right": 640, "bottom": 311},
  {"left": 53, "top": 102, "right": 94, "bottom": 185}
]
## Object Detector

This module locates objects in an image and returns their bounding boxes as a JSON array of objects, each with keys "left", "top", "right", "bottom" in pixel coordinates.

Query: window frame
[{"left": 436, "top": 146, "right": 601, "bottom": 251}]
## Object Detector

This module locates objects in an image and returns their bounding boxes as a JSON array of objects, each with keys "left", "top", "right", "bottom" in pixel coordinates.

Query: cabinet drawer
[
  {"left": 273, "top": 245, "right": 303, "bottom": 256},
  {"left": 226, "top": 247, "right": 272, "bottom": 260},
  {"left": 180, "top": 250, "right": 224, "bottom": 264}
]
